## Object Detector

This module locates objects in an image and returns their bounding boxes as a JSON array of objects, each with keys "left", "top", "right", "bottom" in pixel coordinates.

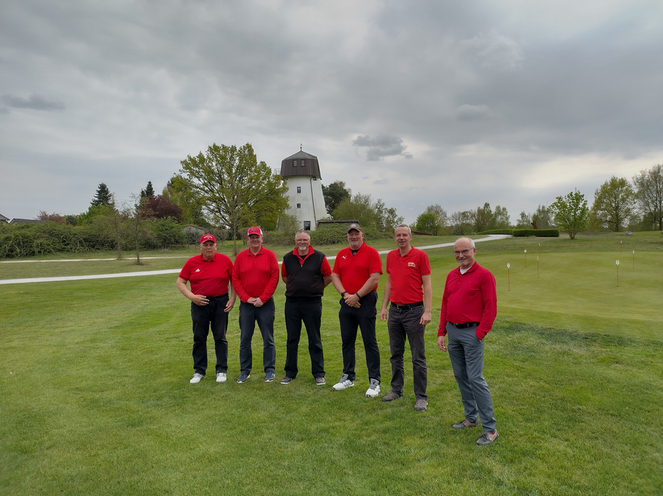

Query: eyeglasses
[{"left": 453, "top": 249, "right": 472, "bottom": 256}]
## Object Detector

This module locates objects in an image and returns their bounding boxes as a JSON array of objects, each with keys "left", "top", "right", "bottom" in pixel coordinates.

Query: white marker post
[
  {"left": 633, "top": 250, "right": 635, "bottom": 269},
  {"left": 537, "top": 255, "right": 539, "bottom": 279},
  {"left": 620, "top": 240, "right": 623, "bottom": 255},
  {"left": 507, "top": 263, "right": 511, "bottom": 291},
  {"left": 616, "top": 260, "right": 620, "bottom": 287},
  {"left": 524, "top": 249, "right": 527, "bottom": 267}
]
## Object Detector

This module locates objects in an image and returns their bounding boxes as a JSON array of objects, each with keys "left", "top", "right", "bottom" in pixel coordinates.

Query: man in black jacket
[{"left": 280, "top": 230, "right": 332, "bottom": 386}]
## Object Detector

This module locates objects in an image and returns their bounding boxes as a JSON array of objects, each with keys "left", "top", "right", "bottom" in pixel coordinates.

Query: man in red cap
[
  {"left": 232, "top": 226, "right": 280, "bottom": 383},
  {"left": 177, "top": 233, "right": 236, "bottom": 384}
]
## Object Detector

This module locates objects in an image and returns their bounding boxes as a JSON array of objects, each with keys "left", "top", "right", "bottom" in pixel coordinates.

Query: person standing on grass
[
  {"left": 232, "top": 226, "right": 279, "bottom": 384},
  {"left": 177, "top": 234, "right": 236, "bottom": 385},
  {"left": 280, "top": 230, "right": 333, "bottom": 386},
  {"left": 330, "top": 224, "right": 382, "bottom": 397},
  {"left": 437, "top": 237, "right": 499, "bottom": 446},
  {"left": 379, "top": 224, "right": 432, "bottom": 412}
]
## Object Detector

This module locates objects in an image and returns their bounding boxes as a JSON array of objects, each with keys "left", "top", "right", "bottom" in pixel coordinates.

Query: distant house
[
  {"left": 0, "top": 214, "right": 9, "bottom": 224},
  {"left": 9, "top": 218, "right": 46, "bottom": 225}
]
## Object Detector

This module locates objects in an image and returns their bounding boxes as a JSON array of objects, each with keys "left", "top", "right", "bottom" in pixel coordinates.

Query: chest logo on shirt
[
  {"left": 342, "top": 256, "right": 347, "bottom": 260},
  {"left": 408, "top": 262, "right": 416, "bottom": 267},
  {"left": 195, "top": 269, "right": 201, "bottom": 272}
]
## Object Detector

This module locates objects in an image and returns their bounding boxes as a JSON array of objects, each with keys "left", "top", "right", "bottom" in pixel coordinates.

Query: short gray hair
[
  {"left": 456, "top": 237, "right": 475, "bottom": 249},
  {"left": 295, "top": 230, "right": 311, "bottom": 240},
  {"left": 395, "top": 223, "right": 411, "bottom": 235}
]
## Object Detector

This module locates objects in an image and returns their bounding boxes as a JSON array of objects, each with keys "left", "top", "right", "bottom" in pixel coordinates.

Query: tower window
[
  {"left": 297, "top": 203, "right": 301, "bottom": 208},
  {"left": 301, "top": 160, "right": 305, "bottom": 166},
  {"left": 297, "top": 186, "right": 301, "bottom": 193},
  {"left": 304, "top": 221, "right": 311, "bottom": 230},
  {"left": 293, "top": 160, "right": 297, "bottom": 167}
]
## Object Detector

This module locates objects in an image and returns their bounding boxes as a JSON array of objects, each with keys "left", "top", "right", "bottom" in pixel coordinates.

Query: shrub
[{"left": 512, "top": 229, "right": 559, "bottom": 237}]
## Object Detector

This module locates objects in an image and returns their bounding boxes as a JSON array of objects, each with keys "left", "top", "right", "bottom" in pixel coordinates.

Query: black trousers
[
  {"left": 284, "top": 297, "right": 325, "bottom": 378},
  {"left": 191, "top": 294, "right": 229, "bottom": 375},
  {"left": 387, "top": 304, "right": 427, "bottom": 400},
  {"left": 338, "top": 290, "right": 381, "bottom": 382}
]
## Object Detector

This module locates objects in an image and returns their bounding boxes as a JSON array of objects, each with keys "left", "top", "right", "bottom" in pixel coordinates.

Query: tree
[
  {"left": 590, "top": 177, "right": 636, "bottom": 232},
  {"left": 516, "top": 211, "right": 531, "bottom": 228},
  {"left": 322, "top": 181, "right": 351, "bottom": 216},
  {"left": 449, "top": 210, "right": 474, "bottom": 235},
  {"left": 141, "top": 195, "right": 183, "bottom": 222},
  {"left": 91, "top": 183, "right": 114, "bottom": 207},
  {"left": 38, "top": 211, "right": 65, "bottom": 224},
  {"left": 633, "top": 164, "right": 663, "bottom": 230},
  {"left": 532, "top": 205, "right": 552, "bottom": 229},
  {"left": 420, "top": 204, "right": 448, "bottom": 234},
  {"left": 549, "top": 189, "right": 588, "bottom": 239},
  {"left": 179, "top": 143, "right": 289, "bottom": 254},
  {"left": 472, "top": 203, "right": 493, "bottom": 232},
  {"left": 162, "top": 175, "right": 209, "bottom": 227},
  {"left": 414, "top": 213, "right": 438, "bottom": 234},
  {"left": 331, "top": 193, "right": 403, "bottom": 234},
  {"left": 493, "top": 205, "right": 511, "bottom": 229},
  {"left": 140, "top": 181, "right": 155, "bottom": 199}
]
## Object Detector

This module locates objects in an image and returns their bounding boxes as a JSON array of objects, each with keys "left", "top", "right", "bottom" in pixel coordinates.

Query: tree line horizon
[{"left": 21, "top": 143, "right": 663, "bottom": 250}]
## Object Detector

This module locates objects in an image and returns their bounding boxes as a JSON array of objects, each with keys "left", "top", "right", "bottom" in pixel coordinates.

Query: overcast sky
[{"left": 1, "top": 0, "right": 661, "bottom": 224}]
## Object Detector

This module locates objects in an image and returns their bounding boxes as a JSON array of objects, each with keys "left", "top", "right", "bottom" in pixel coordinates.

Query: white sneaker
[
  {"left": 216, "top": 372, "right": 227, "bottom": 383},
  {"left": 332, "top": 374, "right": 355, "bottom": 390},
  {"left": 365, "top": 378, "right": 380, "bottom": 398},
  {"left": 190, "top": 373, "right": 204, "bottom": 384}
]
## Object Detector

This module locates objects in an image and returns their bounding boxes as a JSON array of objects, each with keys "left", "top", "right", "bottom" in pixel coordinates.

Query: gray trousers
[
  {"left": 446, "top": 322, "right": 496, "bottom": 433},
  {"left": 387, "top": 304, "right": 427, "bottom": 400}
]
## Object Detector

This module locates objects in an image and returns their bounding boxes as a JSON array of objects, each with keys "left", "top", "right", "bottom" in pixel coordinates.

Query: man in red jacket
[
  {"left": 437, "top": 237, "right": 499, "bottom": 445},
  {"left": 232, "top": 226, "right": 279, "bottom": 384},
  {"left": 177, "top": 234, "right": 236, "bottom": 384}
]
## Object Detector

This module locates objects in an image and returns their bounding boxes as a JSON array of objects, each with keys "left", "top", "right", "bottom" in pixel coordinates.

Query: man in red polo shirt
[
  {"left": 232, "top": 226, "right": 279, "bottom": 384},
  {"left": 331, "top": 224, "right": 383, "bottom": 397},
  {"left": 379, "top": 224, "right": 432, "bottom": 411},
  {"left": 177, "top": 234, "right": 236, "bottom": 384},
  {"left": 437, "top": 237, "right": 498, "bottom": 446}
]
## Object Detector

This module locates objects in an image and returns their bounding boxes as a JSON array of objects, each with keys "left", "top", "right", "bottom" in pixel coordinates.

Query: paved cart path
[{"left": 0, "top": 235, "right": 510, "bottom": 285}]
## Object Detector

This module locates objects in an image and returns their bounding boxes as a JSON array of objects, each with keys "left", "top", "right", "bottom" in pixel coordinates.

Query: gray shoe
[
  {"left": 315, "top": 377, "right": 326, "bottom": 386},
  {"left": 332, "top": 374, "right": 354, "bottom": 390},
  {"left": 365, "top": 378, "right": 380, "bottom": 398},
  {"left": 476, "top": 431, "right": 499, "bottom": 445},
  {"left": 265, "top": 371, "right": 275, "bottom": 382},
  {"left": 237, "top": 372, "right": 250, "bottom": 384},
  {"left": 281, "top": 376, "right": 293, "bottom": 385},
  {"left": 414, "top": 399, "right": 428, "bottom": 412},
  {"left": 453, "top": 419, "right": 478, "bottom": 429},
  {"left": 381, "top": 391, "right": 403, "bottom": 402},
  {"left": 190, "top": 373, "right": 204, "bottom": 384}
]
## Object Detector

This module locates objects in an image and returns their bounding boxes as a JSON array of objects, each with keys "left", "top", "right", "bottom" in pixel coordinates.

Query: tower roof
[{"left": 281, "top": 149, "right": 322, "bottom": 179}]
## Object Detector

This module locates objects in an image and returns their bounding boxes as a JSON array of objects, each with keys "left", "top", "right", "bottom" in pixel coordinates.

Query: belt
[
  {"left": 207, "top": 293, "right": 229, "bottom": 299},
  {"left": 391, "top": 301, "right": 424, "bottom": 310},
  {"left": 451, "top": 322, "right": 479, "bottom": 329}
]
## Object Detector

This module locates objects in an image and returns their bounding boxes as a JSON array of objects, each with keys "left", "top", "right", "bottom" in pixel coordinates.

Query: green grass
[{"left": 1, "top": 233, "right": 662, "bottom": 495}]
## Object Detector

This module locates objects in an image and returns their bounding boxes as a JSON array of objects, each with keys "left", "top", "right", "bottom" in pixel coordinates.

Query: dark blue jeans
[
  {"left": 191, "top": 294, "right": 229, "bottom": 375},
  {"left": 338, "top": 290, "right": 380, "bottom": 382},
  {"left": 284, "top": 297, "right": 325, "bottom": 379},
  {"left": 238, "top": 298, "right": 276, "bottom": 374},
  {"left": 387, "top": 304, "right": 427, "bottom": 400}
]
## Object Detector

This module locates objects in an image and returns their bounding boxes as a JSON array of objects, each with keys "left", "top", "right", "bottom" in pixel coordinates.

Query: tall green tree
[
  {"left": 179, "top": 143, "right": 289, "bottom": 254},
  {"left": 140, "top": 181, "right": 155, "bottom": 199},
  {"left": 532, "top": 205, "right": 552, "bottom": 229},
  {"left": 162, "top": 175, "right": 208, "bottom": 227},
  {"left": 322, "top": 181, "right": 351, "bottom": 216},
  {"left": 473, "top": 203, "right": 493, "bottom": 232},
  {"left": 516, "top": 211, "right": 532, "bottom": 228},
  {"left": 91, "top": 183, "right": 114, "bottom": 207},
  {"left": 633, "top": 164, "right": 663, "bottom": 230},
  {"left": 549, "top": 189, "right": 588, "bottom": 239},
  {"left": 332, "top": 193, "right": 403, "bottom": 234},
  {"left": 449, "top": 210, "right": 474, "bottom": 235},
  {"left": 493, "top": 205, "right": 511, "bottom": 229},
  {"left": 591, "top": 176, "right": 636, "bottom": 232},
  {"left": 414, "top": 212, "right": 438, "bottom": 234}
]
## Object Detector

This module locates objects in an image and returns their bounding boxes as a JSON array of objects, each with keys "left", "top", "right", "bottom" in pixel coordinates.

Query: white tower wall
[{"left": 284, "top": 176, "right": 327, "bottom": 231}]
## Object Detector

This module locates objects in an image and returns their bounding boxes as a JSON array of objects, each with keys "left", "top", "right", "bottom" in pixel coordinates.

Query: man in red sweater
[
  {"left": 331, "top": 224, "right": 382, "bottom": 397},
  {"left": 177, "top": 234, "right": 236, "bottom": 384},
  {"left": 437, "top": 237, "right": 499, "bottom": 445},
  {"left": 232, "top": 226, "right": 279, "bottom": 384}
]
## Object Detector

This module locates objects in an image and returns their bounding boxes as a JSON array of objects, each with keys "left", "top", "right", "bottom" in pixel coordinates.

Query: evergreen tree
[{"left": 91, "top": 183, "right": 114, "bottom": 206}]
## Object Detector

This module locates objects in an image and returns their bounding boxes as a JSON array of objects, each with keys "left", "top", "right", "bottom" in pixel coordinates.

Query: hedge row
[{"left": 512, "top": 229, "right": 560, "bottom": 237}]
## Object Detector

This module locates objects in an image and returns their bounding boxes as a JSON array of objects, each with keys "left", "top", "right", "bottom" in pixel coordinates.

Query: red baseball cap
[
  {"left": 247, "top": 226, "right": 263, "bottom": 236},
  {"left": 200, "top": 234, "right": 216, "bottom": 243}
]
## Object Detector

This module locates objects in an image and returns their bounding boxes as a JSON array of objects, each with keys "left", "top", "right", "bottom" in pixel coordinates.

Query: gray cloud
[
  {"left": 353, "top": 135, "right": 413, "bottom": 161},
  {"left": 2, "top": 94, "right": 65, "bottom": 111}
]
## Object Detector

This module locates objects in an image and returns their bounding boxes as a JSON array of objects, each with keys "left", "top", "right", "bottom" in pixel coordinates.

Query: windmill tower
[{"left": 280, "top": 147, "right": 327, "bottom": 231}]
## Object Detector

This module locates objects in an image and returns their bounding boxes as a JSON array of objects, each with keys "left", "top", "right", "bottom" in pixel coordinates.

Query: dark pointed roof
[{"left": 281, "top": 149, "right": 322, "bottom": 179}]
